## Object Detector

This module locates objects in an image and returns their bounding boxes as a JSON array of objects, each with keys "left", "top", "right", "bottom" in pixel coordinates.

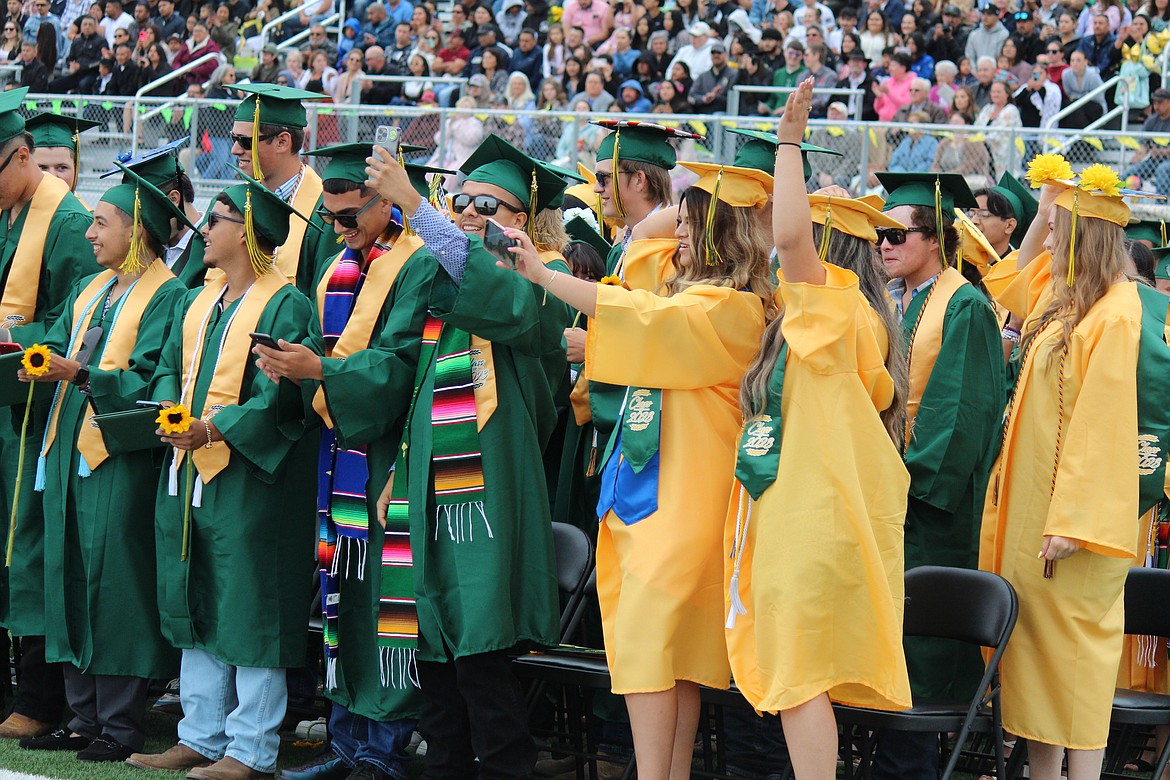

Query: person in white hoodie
[{"left": 668, "top": 20, "right": 715, "bottom": 80}]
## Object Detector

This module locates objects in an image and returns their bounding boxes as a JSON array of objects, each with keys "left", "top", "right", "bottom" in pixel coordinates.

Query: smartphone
[
  {"left": 483, "top": 219, "right": 520, "bottom": 270},
  {"left": 249, "top": 332, "right": 283, "bottom": 351},
  {"left": 374, "top": 125, "right": 402, "bottom": 159},
  {"left": 135, "top": 399, "right": 164, "bottom": 409},
  {"left": 0, "top": 342, "right": 20, "bottom": 355}
]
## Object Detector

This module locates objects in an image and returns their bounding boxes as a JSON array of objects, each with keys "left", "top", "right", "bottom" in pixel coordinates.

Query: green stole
[{"left": 1135, "top": 283, "right": 1170, "bottom": 515}]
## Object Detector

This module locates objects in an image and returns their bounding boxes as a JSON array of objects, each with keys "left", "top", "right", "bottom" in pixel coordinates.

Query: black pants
[
  {"left": 870, "top": 730, "right": 941, "bottom": 780},
  {"left": 12, "top": 635, "right": 66, "bottom": 724},
  {"left": 416, "top": 649, "right": 535, "bottom": 780},
  {"left": 63, "top": 666, "right": 150, "bottom": 750}
]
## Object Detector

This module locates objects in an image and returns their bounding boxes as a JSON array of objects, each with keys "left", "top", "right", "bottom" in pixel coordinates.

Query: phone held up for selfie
[
  {"left": 482, "top": 218, "right": 520, "bottom": 270},
  {"left": 374, "top": 125, "right": 402, "bottom": 160}
]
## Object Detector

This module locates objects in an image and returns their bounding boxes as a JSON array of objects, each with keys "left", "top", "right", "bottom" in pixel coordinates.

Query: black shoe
[
  {"left": 19, "top": 728, "right": 91, "bottom": 751},
  {"left": 280, "top": 752, "right": 349, "bottom": 780},
  {"left": 345, "top": 762, "right": 390, "bottom": 780},
  {"left": 77, "top": 734, "right": 134, "bottom": 762}
]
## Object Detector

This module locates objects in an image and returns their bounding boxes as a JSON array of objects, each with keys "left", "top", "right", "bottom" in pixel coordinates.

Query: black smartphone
[
  {"left": 483, "top": 219, "right": 519, "bottom": 270},
  {"left": 135, "top": 399, "right": 164, "bottom": 409},
  {"left": 249, "top": 332, "right": 282, "bottom": 351}
]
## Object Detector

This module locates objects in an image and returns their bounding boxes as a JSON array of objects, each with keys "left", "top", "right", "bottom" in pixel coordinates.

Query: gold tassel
[
  {"left": 244, "top": 188, "right": 275, "bottom": 277},
  {"left": 934, "top": 178, "right": 946, "bottom": 267},
  {"left": 397, "top": 148, "right": 413, "bottom": 236},
  {"left": 956, "top": 222, "right": 964, "bottom": 273},
  {"left": 816, "top": 197, "right": 832, "bottom": 264},
  {"left": 1067, "top": 189, "right": 1078, "bottom": 286},
  {"left": 704, "top": 168, "right": 723, "bottom": 266},
  {"left": 250, "top": 99, "right": 264, "bottom": 183},
  {"left": 71, "top": 132, "right": 79, "bottom": 192},
  {"left": 1161, "top": 219, "right": 1166, "bottom": 247},
  {"left": 428, "top": 173, "right": 441, "bottom": 209},
  {"left": 120, "top": 186, "right": 147, "bottom": 274},
  {"left": 610, "top": 130, "right": 625, "bottom": 219},
  {"left": 528, "top": 170, "right": 538, "bottom": 238}
]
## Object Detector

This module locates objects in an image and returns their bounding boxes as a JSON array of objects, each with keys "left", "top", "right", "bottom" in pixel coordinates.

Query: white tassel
[
  {"left": 356, "top": 539, "right": 366, "bottom": 581},
  {"left": 325, "top": 656, "right": 337, "bottom": 690},
  {"left": 726, "top": 489, "right": 752, "bottom": 630},
  {"left": 726, "top": 572, "right": 747, "bottom": 630},
  {"left": 34, "top": 456, "right": 46, "bottom": 492},
  {"left": 192, "top": 476, "right": 204, "bottom": 508},
  {"left": 1139, "top": 635, "right": 1160, "bottom": 668},
  {"left": 330, "top": 539, "right": 342, "bottom": 577},
  {"left": 168, "top": 458, "right": 179, "bottom": 496},
  {"left": 378, "top": 647, "right": 421, "bottom": 689}
]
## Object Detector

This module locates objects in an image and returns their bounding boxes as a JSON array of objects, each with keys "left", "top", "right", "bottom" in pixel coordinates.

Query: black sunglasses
[
  {"left": 316, "top": 195, "right": 381, "bottom": 228},
  {"left": 595, "top": 168, "right": 634, "bottom": 188},
  {"left": 230, "top": 131, "right": 279, "bottom": 150},
  {"left": 875, "top": 226, "right": 933, "bottom": 245},
  {"left": 207, "top": 211, "right": 245, "bottom": 230},
  {"left": 452, "top": 193, "right": 522, "bottom": 216}
]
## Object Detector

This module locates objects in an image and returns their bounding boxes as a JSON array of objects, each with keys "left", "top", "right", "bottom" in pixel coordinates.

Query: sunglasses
[
  {"left": 207, "top": 211, "right": 245, "bottom": 230},
  {"left": 316, "top": 195, "right": 381, "bottom": 228},
  {"left": 595, "top": 169, "right": 632, "bottom": 187},
  {"left": 875, "top": 226, "right": 933, "bottom": 245},
  {"left": 452, "top": 193, "right": 522, "bottom": 216},
  {"left": 230, "top": 131, "right": 278, "bottom": 150}
]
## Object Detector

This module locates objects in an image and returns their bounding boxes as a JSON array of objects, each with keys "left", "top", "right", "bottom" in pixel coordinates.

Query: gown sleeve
[{"left": 983, "top": 252, "right": 1055, "bottom": 324}]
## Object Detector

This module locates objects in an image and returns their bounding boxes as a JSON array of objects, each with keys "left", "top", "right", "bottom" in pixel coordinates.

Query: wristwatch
[{"left": 72, "top": 366, "right": 90, "bottom": 386}]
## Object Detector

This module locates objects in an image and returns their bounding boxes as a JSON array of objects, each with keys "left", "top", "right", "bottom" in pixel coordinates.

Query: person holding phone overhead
[
  {"left": 127, "top": 174, "right": 319, "bottom": 779},
  {"left": 362, "top": 134, "right": 569, "bottom": 778},
  {"left": 0, "top": 88, "right": 100, "bottom": 743},
  {"left": 19, "top": 164, "right": 190, "bottom": 762},
  {"left": 493, "top": 153, "right": 774, "bottom": 779},
  {"left": 255, "top": 144, "right": 454, "bottom": 780}
]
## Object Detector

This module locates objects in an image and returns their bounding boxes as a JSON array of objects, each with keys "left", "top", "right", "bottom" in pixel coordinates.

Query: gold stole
[
  {"left": 906, "top": 266, "right": 968, "bottom": 424},
  {"left": 0, "top": 174, "right": 69, "bottom": 326},
  {"left": 470, "top": 333, "right": 497, "bottom": 431},
  {"left": 311, "top": 235, "right": 424, "bottom": 428},
  {"left": 175, "top": 270, "right": 289, "bottom": 484},
  {"left": 275, "top": 165, "right": 324, "bottom": 284}
]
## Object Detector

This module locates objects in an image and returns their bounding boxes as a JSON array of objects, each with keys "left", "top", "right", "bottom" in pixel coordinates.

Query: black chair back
[
  {"left": 903, "top": 565, "right": 1018, "bottom": 649},
  {"left": 1123, "top": 566, "right": 1170, "bottom": 637}
]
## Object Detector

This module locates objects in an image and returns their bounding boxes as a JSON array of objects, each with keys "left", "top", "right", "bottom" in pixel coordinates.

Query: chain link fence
[{"left": 18, "top": 92, "right": 1170, "bottom": 221}]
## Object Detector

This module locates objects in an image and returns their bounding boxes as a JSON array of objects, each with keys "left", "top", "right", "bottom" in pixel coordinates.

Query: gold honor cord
[
  {"left": 121, "top": 186, "right": 148, "bottom": 275},
  {"left": 1067, "top": 189, "right": 1078, "bottom": 286},
  {"left": 704, "top": 167, "right": 723, "bottom": 266},
  {"left": 955, "top": 223, "right": 964, "bottom": 274},
  {"left": 611, "top": 130, "right": 626, "bottom": 219},
  {"left": 244, "top": 188, "right": 275, "bottom": 277},
  {"left": 251, "top": 99, "right": 264, "bottom": 183},
  {"left": 816, "top": 197, "right": 832, "bottom": 264}
]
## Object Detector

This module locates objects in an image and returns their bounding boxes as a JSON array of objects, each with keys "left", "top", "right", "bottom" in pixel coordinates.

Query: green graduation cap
[
  {"left": 221, "top": 166, "right": 320, "bottom": 275},
  {"left": 404, "top": 162, "right": 455, "bottom": 199},
  {"left": 991, "top": 171, "right": 1038, "bottom": 248},
  {"left": 543, "top": 162, "right": 588, "bottom": 211},
  {"left": 565, "top": 215, "right": 611, "bottom": 259},
  {"left": 727, "top": 127, "right": 843, "bottom": 180},
  {"left": 101, "top": 136, "right": 188, "bottom": 190},
  {"left": 102, "top": 161, "right": 201, "bottom": 272},
  {"left": 1153, "top": 246, "right": 1170, "bottom": 281},
  {"left": 879, "top": 172, "right": 978, "bottom": 268},
  {"left": 1127, "top": 218, "right": 1168, "bottom": 248},
  {"left": 0, "top": 87, "right": 29, "bottom": 146},
  {"left": 26, "top": 112, "right": 100, "bottom": 151},
  {"left": 592, "top": 119, "right": 704, "bottom": 219},
  {"left": 305, "top": 142, "right": 427, "bottom": 185},
  {"left": 460, "top": 134, "right": 572, "bottom": 235},
  {"left": 232, "top": 82, "right": 328, "bottom": 129}
]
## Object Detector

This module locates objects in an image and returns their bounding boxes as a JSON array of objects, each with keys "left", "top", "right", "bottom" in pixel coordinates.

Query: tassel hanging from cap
[
  {"left": 428, "top": 172, "right": 442, "bottom": 210},
  {"left": 816, "top": 197, "right": 833, "bottom": 264},
  {"left": 528, "top": 170, "right": 538, "bottom": 239},
  {"left": 71, "top": 133, "right": 80, "bottom": 192},
  {"left": 704, "top": 168, "right": 724, "bottom": 267},
  {"left": 610, "top": 130, "right": 626, "bottom": 220},
  {"left": 1161, "top": 219, "right": 1166, "bottom": 247},
  {"left": 244, "top": 188, "right": 275, "bottom": 277},
  {"left": 397, "top": 149, "right": 413, "bottom": 236},
  {"left": 250, "top": 99, "right": 264, "bottom": 183},
  {"left": 1067, "top": 189, "right": 1078, "bottom": 286},
  {"left": 120, "top": 186, "right": 148, "bottom": 275},
  {"left": 934, "top": 178, "right": 946, "bottom": 267}
]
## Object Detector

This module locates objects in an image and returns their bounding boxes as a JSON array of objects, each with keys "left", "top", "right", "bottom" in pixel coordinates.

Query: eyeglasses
[
  {"left": 1047, "top": 48, "right": 1061, "bottom": 53},
  {"left": 4, "top": 26, "right": 15, "bottom": 30},
  {"left": 875, "top": 226, "right": 933, "bottom": 245},
  {"left": 229, "top": 131, "right": 278, "bottom": 150},
  {"left": 594, "top": 168, "right": 633, "bottom": 188},
  {"left": 207, "top": 211, "right": 245, "bottom": 230},
  {"left": 452, "top": 193, "right": 522, "bottom": 216},
  {"left": 786, "top": 49, "right": 801, "bottom": 55},
  {"left": 316, "top": 195, "right": 382, "bottom": 228},
  {"left": 966, "top": 208, "right": 994, "bottom": 219}
]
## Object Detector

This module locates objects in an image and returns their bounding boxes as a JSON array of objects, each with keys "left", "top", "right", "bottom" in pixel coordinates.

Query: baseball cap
[
  {"left": 689, "top": 21, "right": 713, "bottom": 35},
  {"left": 1154, "top": 88, "right": 1170, "bottom": 101}
]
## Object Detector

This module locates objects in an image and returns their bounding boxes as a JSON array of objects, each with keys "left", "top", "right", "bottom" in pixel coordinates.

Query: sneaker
[
  {"left": 345, "top": 763, "right": 390, "bottom": 780},
  {"left": 279, "top": 752, "right": 349, "bottom": 780},
  {"left": 77, "top": 734, "right": 134, "bottom": 762},
  {"left": 19, "top": 728, "right": 91, "bottom": 751}
]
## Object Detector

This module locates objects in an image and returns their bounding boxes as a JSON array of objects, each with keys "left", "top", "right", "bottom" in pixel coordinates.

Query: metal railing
[
  {"left": 130, "top": 52, "right": 222, "bottom": 154},
  {"left": 276, "top": 12, "right": 340, "bottom": 51},
  {"left": 1048, "top": 73, "right": 1122, "bottom": 130},
  {"left": 259, "top": 0, "right": 335, "bottom": 53},
  {"left": 727, "top": 85, "right": 866, "bottom": 119}
]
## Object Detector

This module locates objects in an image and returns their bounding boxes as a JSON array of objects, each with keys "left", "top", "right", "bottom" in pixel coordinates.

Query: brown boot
[
  {"left": 186, "top": 756, "right": 272, "bottom": 780},
  {"left": 126, "top": 744, "right": 213, "bottom": 771},
  {"left": 0, "top": 712, "right": 55, "bottom": 740}
]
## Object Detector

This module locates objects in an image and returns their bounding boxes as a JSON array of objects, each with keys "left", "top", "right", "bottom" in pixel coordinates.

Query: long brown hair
[
  {"left": 666, "top": 187, "right": 774, "bottom": 315},
  {"left": 740, "top": 226, "right": 909, "bottom": 447},
  {"left": 1023, "top": 207, "right": 1126, "bottom": 368}
]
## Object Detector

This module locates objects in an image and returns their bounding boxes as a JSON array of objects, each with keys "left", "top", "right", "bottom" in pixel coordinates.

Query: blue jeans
[
  {"left": 176, "top": 648, "right": 288, "bottom": 773},
  {"left": 329, "top": 703, "right": 416, "bottom": 778}
]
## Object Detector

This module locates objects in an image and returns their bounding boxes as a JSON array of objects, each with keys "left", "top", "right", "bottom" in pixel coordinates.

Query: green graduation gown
[
  {"left": 401, "top": 241, "right": 565, "bottom": 662},
  {"left": 152, "top": 284, "right": 318, "bottom": 668},
  {"left": 900, "top": 281, "right": 1005, "bottom": 701},
  {"left": 0, "top": 189, "right": 99, "bottom": 636},
  {"left": 306, "top": 244, "right": 438, "bottom": 722},
  {"left": 41, "top": 271, "right": 186, "bottom": 678},
  {"left": 171, "top": 233, "right": 207, "bottom": 289}
]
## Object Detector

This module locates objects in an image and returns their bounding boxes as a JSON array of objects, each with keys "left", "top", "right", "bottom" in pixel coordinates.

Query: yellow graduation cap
[
  {"left": 953, "top": 209, "right": 1000, "bottom": 278},
  {"left": 808, "top": 194, "right": 906, "bottom": 245},
  {"left": 677, "top": 162, "right": 773, "bottom": 268}
]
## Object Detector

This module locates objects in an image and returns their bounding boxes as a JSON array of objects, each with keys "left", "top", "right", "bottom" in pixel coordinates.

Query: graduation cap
[
  {"left": 1126, "top": 218, "right": 1168, "bottom": 247},
  {"left": 953, "top": 208, "right": 1000, "bottom": 279},
  {"left": 677, "top": 162, "right": 773, "bottom": 266},
  {"left": 543, "top": 161, "right": 587, "bottom": 211},
  {"left": 878, "top": 172, "right": 978, "bottom": 267},
  {"left": 808, "top": 194, "right": 906, "bottom": 247},
  {"left": 405, "top": 162, "right": 456, "bottom": 200},
  {"left": 220, "top": 166, "right": 320, "bottom": 276},
  {"left": 103, "top": 161, "right": 201, "bottom": 273},
  {"left": 102, "top": 136, "right": 188, "bottom": 195},
  {"left": 460, "top": 134, "right": 572, "bottom": 236},
  {"left": 0, "top": 88, "right": 29, "bottom": 146},
  {"left": 25, "top": 112, "right": 101, "bottom": 191},
  {"left": 727, "top": 127, "right": 843, "bottom": 180},
  {"left": 1152, "top": 246, "right": 1170, "bottom": 281},
  {"left": 233, "top": 83, "right": 328, "bottom": 182},
  {"left": 991, "top": 171, "right": 1038, "bottom": 247},
  {"left": 594, "top": 119, "right": 704, "bottom": 219},
  {"left": 565, "top": 214, "right": 612, "bottom": 259}
]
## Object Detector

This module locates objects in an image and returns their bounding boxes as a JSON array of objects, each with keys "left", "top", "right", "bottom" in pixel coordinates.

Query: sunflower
[
  {"left": 21, "top": 345, "right": 51, "bottom": 377},
  {"left": 1025, "top": 153, "right": 1075, "bottom": 188},
  {"left": 157, "top": 404, "right": 194, "bottom": 435},
  {"left": 598, "top": 275, "right": 629, "bottom": 289}
]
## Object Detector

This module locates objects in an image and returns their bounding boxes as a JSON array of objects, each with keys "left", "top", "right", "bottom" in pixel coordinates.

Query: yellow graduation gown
[
  {"left": 585, "top": 239, "right": 765, "bottom": 694},
  {"left": 981, "top": 256, "right": 1143, "bottom": 750},
  {"left": 724, "top": 263, "right": 912, "bottom": 714}
]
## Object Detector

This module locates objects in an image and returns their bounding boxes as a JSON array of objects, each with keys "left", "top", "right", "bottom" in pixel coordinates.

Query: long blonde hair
[
  {"left": 740, "top": 226, "right": 909, "bottom": 447},
  {"left": 533, "top": 207, "right": 569, "bottom": 254},
  {"left": 666, "top": 187, "right": 775, "bottom": 315},
  {"left": 1023, "top": 207, "right": 1127, "bottom": 369}
]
